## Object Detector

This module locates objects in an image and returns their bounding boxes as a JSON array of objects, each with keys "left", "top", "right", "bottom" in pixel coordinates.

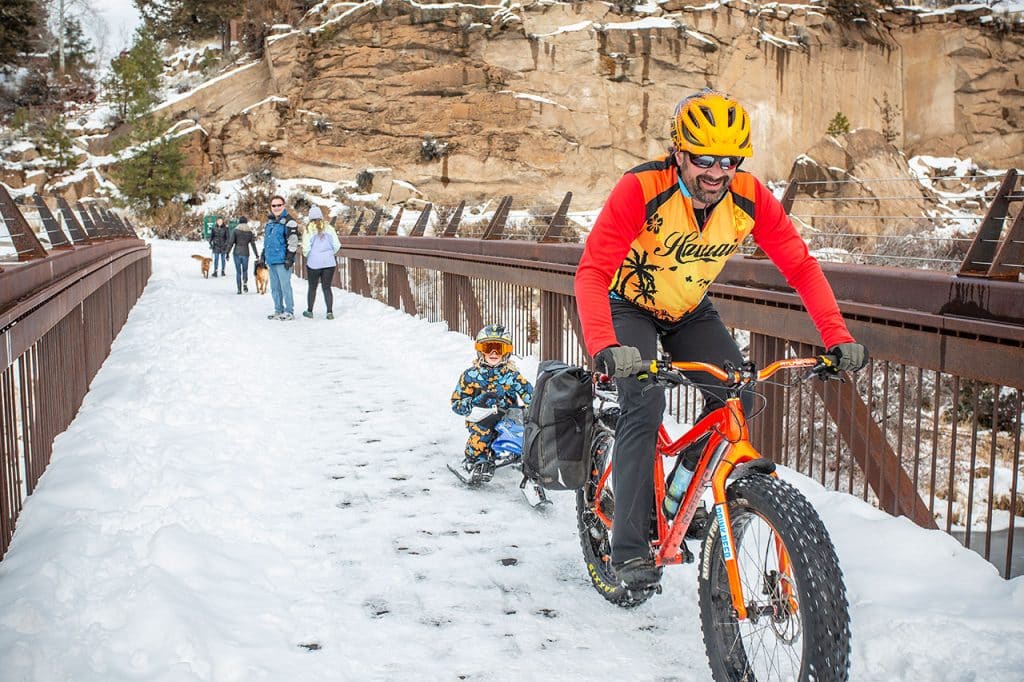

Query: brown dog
[
  {"left": 191, "top": 254, "right": 212, "bottom": 278},
  {"left": 254, "top": 262, "right": 269, "bottom": 294}
]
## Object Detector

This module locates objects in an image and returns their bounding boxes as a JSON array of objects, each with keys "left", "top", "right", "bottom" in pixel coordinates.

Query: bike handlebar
[{"left": 643, "top": 355, "right": 842, "bottom": 387}]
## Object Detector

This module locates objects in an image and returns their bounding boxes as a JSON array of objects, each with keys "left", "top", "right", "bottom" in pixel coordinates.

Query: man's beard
[{"left": 683, "top": 172, "right": 730, "bottom": 206}]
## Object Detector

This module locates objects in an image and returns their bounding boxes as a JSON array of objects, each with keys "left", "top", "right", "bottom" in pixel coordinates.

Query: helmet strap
[{"left": 676, "top": 174, "right": 692, "bottom": 199}]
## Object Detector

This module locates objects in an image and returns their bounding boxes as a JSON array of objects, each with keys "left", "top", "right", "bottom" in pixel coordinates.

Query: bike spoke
[
  {"left": 723, "top": 509, "right": 804, "bottom": 679},
  {"left": 696, "top": 491, "right": 823, "bottom": 682}
]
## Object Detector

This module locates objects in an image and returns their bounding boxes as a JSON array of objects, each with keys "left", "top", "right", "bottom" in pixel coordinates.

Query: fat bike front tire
[
  {"left": 698, "top": 474, "right": 851, "bottom": 681},
  {"left": 575, "top": 430, "right": 654, "bottom": 608}
]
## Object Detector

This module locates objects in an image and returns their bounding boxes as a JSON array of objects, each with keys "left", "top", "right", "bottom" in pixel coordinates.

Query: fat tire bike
[{"left": 576, "top": 355, "right": 852, "bottom": 681}]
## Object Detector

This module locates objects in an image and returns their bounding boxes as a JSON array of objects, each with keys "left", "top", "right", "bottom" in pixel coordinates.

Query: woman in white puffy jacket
[{"left": 300, "top": 205, "right": 341, "bottom": 319}]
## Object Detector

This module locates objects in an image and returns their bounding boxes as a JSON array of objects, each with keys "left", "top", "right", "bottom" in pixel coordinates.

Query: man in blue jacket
[{"left": 260, "top": 195, "right": 300, "bottom": 320}]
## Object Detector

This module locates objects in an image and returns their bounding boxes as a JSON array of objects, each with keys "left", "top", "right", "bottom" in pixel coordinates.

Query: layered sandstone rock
[
  {"left": 116, "top": 1, "right": 1024, "bottom": 210},
  {"left": 788, "top": 129, "right": 935, "bottom": 248}
]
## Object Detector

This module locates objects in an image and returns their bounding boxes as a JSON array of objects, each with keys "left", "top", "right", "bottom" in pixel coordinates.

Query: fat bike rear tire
[
  {"left": 575, "top": 430, "right": 654, "bottom": 608},
  {"left": 698, "top": 474, "right": 850, "bottom": 681}
]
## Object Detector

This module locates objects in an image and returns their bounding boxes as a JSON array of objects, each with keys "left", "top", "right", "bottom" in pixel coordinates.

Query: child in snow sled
[{"left": 451, "top": 324, "right": 533, "bottom": 483}]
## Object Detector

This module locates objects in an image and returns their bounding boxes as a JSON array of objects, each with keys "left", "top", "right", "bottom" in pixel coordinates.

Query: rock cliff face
[{"left": 153, "top": 0, "right": 1024, "bottom": 208}]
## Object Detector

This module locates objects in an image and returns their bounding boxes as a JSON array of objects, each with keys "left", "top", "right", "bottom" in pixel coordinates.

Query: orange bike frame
[{"left": 590, "top": 358, "right": 819, "bottom": 621}]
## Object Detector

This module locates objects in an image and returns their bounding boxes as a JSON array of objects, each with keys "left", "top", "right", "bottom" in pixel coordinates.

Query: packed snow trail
[{"left": 0, "top": 239, "right": 1022, "bottom": 681}]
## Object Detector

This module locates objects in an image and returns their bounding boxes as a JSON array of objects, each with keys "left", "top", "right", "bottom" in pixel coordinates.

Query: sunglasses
[
  {"left": 270, "top": 203, "right": 284, "bottom": 208},
  {"left": 686, "top": 153, "right": 743, "bottom": 171},
  {"left": 476, "top": 341, "right": 512, "bottom": 355}
]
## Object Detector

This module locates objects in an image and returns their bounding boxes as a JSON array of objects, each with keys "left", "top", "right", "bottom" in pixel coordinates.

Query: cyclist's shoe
[
  {"left": 613, "top": 557, "right": 662, "bottom": 591},
  {"left": 686, "top": 504, "right": 710, "bottom": 539}
]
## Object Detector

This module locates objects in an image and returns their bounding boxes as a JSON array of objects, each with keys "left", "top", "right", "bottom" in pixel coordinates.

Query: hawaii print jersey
[{"left": 610, "top": 159, "right": 757, "bottom": 321}]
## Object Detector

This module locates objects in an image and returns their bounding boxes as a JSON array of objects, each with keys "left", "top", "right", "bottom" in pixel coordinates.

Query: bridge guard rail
[
  {"left": 1, "top": 241, "right": 151, "bottom": 559},
  {"left": 325, "top": 234, "right": 1024, "bottom": 577}
]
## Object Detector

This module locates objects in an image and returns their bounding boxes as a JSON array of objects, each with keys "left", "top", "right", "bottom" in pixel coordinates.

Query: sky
[
  {"left": 82, "top": 0, "right": 142, "bottom": 63},
  {"left": 0, "top": 239, "right": 1022, "bottom": 681}
]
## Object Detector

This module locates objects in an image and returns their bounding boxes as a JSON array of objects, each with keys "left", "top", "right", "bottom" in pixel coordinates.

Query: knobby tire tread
[
  {"left": 575, "top": 431, "right": 653, "bottom": 608},
  {"left": 698, "top": 474, "right": 851, "bottom": 682}
]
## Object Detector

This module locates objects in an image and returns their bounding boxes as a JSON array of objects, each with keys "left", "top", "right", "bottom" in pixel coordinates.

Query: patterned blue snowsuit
[{"left": 451, "top": 359, "right": 533, "bottom": 461}]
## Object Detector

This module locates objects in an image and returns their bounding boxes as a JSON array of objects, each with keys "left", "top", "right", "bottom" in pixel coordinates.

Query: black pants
[
  {"left": 306, "top": 266, "right": 335, "bottom": 313},
  {"left": 608, "top": 296, "right": 752, "bottom": 564}
]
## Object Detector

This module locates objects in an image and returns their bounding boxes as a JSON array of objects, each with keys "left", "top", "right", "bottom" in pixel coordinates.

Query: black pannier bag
[{"left": 522, "top": 361, "right": 594, "bottom": 490}]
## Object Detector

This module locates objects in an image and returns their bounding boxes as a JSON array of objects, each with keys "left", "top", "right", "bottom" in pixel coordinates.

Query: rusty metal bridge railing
[
  {"left": 300, "top": 176, "right": 1024, "bottom": 577},
  {"left": 0, "top": 185, "right": 150, "bottom": 559}
]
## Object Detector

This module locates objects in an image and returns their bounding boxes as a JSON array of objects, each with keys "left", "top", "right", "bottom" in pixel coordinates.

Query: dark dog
[
  {"left": 191, "top": 254, "right": 212, "bottom": 278},
  {"left": 254, "top": 262, "right": 269, "bottom": 295}
]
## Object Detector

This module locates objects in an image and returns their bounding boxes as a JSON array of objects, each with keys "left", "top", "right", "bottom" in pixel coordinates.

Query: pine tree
[
  {"left": 50, "top": 15, "right": 95, "bottom": 76},
  {"left": 102, "top": 27, "right": 164, "bottom": 123},
  {"left": 39, "top": 115, "right": 78, "bottom": 172},
  {"left": 827, "top": 112, "right": 851, "bottom": 137},
  {"left": 876, "top": 94, "right": 901, "bottom": 145},
  {"left": 0, "top": 0, "right": 46, "bottom": 66},
  {"left": 134, "top": 0, "right": 247, "bottom": 41},
  {"left": 9, "top": 65, "right": 61, "bottom": 118},
  {"left": 112, "top": 116, "right": 195, "bottom": 212}
]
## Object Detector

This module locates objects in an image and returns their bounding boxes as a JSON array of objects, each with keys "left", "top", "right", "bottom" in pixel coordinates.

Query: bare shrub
[
  {"left": 144, "top": 203, "right": 200, "bottom": 240},
  {"left": 957, "top": 380, "right": 1020, "bottom": 431},
  {"left": 993, "top": 492, "right": 1024, "bottom": 516},
  {"left": 420, "top": 136, "right": 450, "bottom": 162},
  {"left": 228, "top": 171, "right": 278, "bottom": 229},
  {"left": 355, "top": 170, "right": 373, "bottom": 192},
  {"left": 432, "top": 203, "right": 457, "bottom": 235}
]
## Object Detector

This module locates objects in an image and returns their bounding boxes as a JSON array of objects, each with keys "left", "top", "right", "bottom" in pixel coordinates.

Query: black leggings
[
  {"left": 607, "top": 296, "right": 750, "bottom": 564},
  {"left": 306, "top": 266, "right": 335, "bottom": 313}
]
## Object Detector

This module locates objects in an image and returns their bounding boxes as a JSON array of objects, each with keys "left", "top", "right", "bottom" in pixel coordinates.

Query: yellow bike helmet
[{"left": 670, "top": 89, "right": 753, "bottom": 158}]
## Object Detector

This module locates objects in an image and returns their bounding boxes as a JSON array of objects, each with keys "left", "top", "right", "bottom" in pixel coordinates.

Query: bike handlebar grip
[
  {"left": 817, "top": 354, "right": 840, "bottom": 371},
  {"left": 808, "top": 354, "right": 844, "bottom": 381}
]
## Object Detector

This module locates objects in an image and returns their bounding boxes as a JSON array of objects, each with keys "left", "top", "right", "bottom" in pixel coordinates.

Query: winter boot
[
  {"left": 613, "top": 556, "right": 662, "bottom": 591},
  {"left": 463, "top": 456, "right": 495, "bottom": 484},
  {"left": 476, "top": 457, "right": 496, "bottom": 483}
]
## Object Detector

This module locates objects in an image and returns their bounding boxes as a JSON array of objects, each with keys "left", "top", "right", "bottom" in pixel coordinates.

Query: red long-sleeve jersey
[{"left": 574, "top": 169, "right": 854, "bottom": 356}]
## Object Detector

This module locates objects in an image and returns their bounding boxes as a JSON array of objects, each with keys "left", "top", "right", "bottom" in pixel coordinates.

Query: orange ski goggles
[{"left": 476, "top": 340, "right": 512, "bottom": 355}]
